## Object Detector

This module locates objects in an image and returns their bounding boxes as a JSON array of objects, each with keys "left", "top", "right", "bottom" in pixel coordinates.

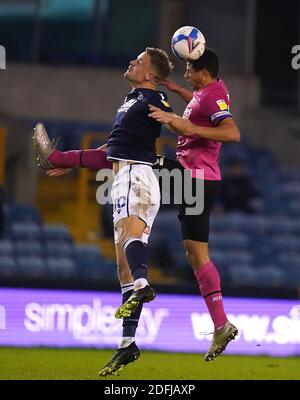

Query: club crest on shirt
[
  {"left": 183, "top": 107, "right": 192, "bottom": 118},
  {"left": 216, "top": 99, "right": 228, "bottom": 111}
]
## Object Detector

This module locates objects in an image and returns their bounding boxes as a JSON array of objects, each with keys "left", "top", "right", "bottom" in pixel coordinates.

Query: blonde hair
[{"left": 146, "top": 47, "right": 174, "bottom": 82}]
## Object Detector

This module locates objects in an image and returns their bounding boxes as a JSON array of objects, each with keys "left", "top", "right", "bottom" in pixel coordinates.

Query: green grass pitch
[{"left": 0, "top": 347, "right": 299, "bottom": 380}]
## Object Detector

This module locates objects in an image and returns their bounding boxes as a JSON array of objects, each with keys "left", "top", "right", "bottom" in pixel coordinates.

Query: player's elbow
[
  {"left": 227, "top": 125, "right": 240, "bottom": 142},
  {"left": 230, "top": 128, "right": 241, "bottom": 142},
  {"left": 220, "top": 119, "right": 240, "bottom": 142}
]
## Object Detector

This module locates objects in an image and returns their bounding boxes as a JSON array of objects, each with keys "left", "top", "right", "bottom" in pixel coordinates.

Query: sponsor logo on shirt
[
  {"left": 161, "top": 100, "right": 170, "bottom": 108},
  {"left": 118, "top": 99, "right": 138, "bottom": 113},
  {"left": 159, "top": 93, "right": 170, "bottom": 108},
  {"left": 183, "top": 107, "right": 192, "bottom": 118},
  {"left": 216, "top": 99, "right": 228, "bottom": 111}
]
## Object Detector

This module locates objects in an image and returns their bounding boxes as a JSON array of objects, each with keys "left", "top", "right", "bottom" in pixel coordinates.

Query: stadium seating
[
  {"left": 74, "top": 244, "right": 116, "bottom": 280},
  {"left": 45, "top": 240, "right": 74, "bottom": 257},
  {"left": 15, "top": 240, "right": 43, "bottom": 256},
  {"left": 46, "top": 256, "right": 77, "bottom": 278},
  {"left": 0, "top": 255, "right": 18, "bottom": 278},
  {"left": 17, "top": 255, "right": 46, "bottom": 278},
  {"left": 2, "top": 136, "right": 300, "bottom": 290},
  {"left": 228, "top": 265, "right": 258, "bottom": 286},
  {"left": 0, "top": 240, "right": 14, "bottom": 255},
  {"left": 6, "top": 204, "right": 41, "bottom": 224},
  {"left": 42, "top": 224, "right": 73, "bottom": 242},
  {"left": 10, "top": 222, "right": 41, "bottom": 240}
]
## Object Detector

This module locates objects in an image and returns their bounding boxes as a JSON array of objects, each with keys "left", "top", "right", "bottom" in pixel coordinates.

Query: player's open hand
[
  {"left": 46, "top": 168, "right": 72, "bottom": 177},
  {"left": 148, "top": 105, "right": 173, "bottom": 124},
  {"left": 160, "top": 79, "right": 181, "bottom": 92}
]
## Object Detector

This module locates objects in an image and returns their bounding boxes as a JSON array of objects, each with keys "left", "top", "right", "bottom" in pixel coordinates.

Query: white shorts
[{"left": 111, "top": 164, "right": 160, "bottom": 244}]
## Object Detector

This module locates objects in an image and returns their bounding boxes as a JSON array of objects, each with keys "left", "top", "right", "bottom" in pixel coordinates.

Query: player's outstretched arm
[
  {"left": 192, "top": 118, "right": 241, "bottom": 142},
  {"left": 148, "top": 105, "right": 240, "bottom": 143},
  {"left": 161, "top": 79, "right": 193, "bottom": 103}
]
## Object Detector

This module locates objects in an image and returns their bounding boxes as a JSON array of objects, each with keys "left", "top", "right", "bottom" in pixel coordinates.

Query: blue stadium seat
[
  {"left": 286, "top": 200, "right": 300, "bottom": 217},
  {"left": 74, "top": 245, "right": 118, "bottom": 280},
  {"left": 212, "top": 249, "right": 254, "bottom": 266},
  {"left": 211, "top": 249, "right": 230, "bottom": 268},
  {"left": 209, "top": 232, "right": 249, "bottom": 249},
  {"left": 281, "top": 181, "right": 300, "bottom": 196},
  {"left": 282, "top": 265, "right": 300, "bottom": 287},
  {"left": 276, "top": 254, "right": 300, "bottom": 287},
  {"left": 10, "top": 222, "right": 41, "bottom": 240},
  {"left": 17, "top": 256, "right": 46, "bottom": 278},
  {"left": 275, "top": 217, "right": 299, "bottom": 234},
  {"left": 228, "top": 265, "right": 257, "bottom": 286},
  {"left": 42, "top": 224, "right": 73, "bottom": 242},
  {"left": 272, "top": 235, "right": 300, "bottom": 253},
  {"left": 171, "top": 248, "right": 189, "bottom": 271},
  {"left": 46, "top": 257, "right": 76, "bottom": 278},
  {"left": 0, "top": 240, "right": 14, "bottom": 255},
  {"left": 75, "top": 244, "right": 103, "bottom": 274},
  {"left": 154, "top": 210, "right": 179, "bottom": 230},
  {"left": 45, "top": 241, "right": 74, "bottom": 257},
  {"left": 277, "top": 253, "right": 300, "bottom": 267},
  {"left": 7, "top": 204, "right": 41, "bottom": 223},
  {"left": 256, "top": 265, "right": 285, "bottom": 287},
  {"left": 84, "top": 260, "right": 117, "bottom": 280},
  {"left": 15, "top": 240, "right": 43, "bottom": 256},
  {"left": 0, "top": 256, "right": 18, "bottom": 278},
  {"left": 278, "top": 166, "right": 300, "bottom": 180}
]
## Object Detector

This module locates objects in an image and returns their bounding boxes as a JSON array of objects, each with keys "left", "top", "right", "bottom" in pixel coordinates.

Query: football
[{"left": 171, "top": 26, "right": 206, "bottom": 61}]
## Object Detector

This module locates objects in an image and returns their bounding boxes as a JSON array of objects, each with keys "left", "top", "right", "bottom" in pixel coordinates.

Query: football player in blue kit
[
  {"left": 107, "top": 49, "right": 173, "bottom": 302},
  {"left": 33, "top": 47, "right": 174, "bottom": 377},
  {"left": 102, "top": 47, "right": 174, "bottom": 375}
]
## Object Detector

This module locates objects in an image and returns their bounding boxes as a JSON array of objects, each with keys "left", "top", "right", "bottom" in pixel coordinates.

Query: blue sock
[
  {"left": 124, "top": 237, "right": 148, "bottom": 281},
  {"left": 121, "top": 283, "right": 143, "bottom": 338}
]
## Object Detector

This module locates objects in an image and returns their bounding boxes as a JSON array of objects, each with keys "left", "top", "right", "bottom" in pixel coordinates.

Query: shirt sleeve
[
  {"left": 149, "top": 91, "right": 173, "bottom": 113},
  {"left": 201, "top": 92, "right": 232, "bottom": 126}
]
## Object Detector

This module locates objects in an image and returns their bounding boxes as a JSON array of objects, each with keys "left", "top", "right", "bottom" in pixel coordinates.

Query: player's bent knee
[
  {"left": 116, "top": 219, "right": 145, "bottom": 245},
  {"left": 185, "top": 250, "right": 210, "bottom": 271}
]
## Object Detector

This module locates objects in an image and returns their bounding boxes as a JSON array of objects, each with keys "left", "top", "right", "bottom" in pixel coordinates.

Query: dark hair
[
  {"left": 191, "top": 48, "right": 219, "bottom": 78},
  {"left": 146, "top": 47, "right": 174, "bottom": 82}
]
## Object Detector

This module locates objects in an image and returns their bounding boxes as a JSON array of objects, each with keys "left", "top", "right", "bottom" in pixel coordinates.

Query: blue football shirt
[{"left": 107, "top": 88, "right": 173, "bottom": 165}]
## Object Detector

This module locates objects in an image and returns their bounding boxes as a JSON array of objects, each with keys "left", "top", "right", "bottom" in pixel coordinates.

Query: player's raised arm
[{"left": 161, "top": 79, "right": 193, "bottom": 103}]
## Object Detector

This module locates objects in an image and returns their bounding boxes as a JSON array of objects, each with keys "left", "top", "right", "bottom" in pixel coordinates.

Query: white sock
[
  {"left": 121, "top": 283, "right": 134, "bottom": 295},
  {"left": 134, "top": 278, "right": 148, "bottom": 291},
  {"left": 118, "top": 337, "right": 135, "bottom": 349}
]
